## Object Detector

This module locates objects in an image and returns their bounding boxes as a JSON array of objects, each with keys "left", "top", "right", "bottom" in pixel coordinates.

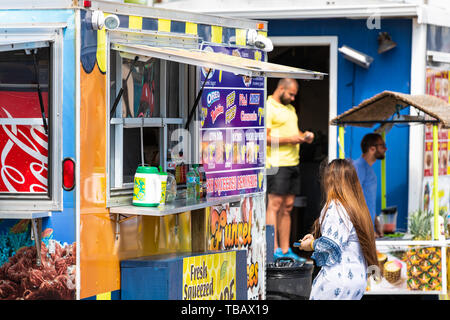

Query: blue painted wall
[
  {"left": 0, "top": 9, "right": 76, "bottom": 246},
  {"left": 268, "top": 18, "right": 412, "bottom": 231}
]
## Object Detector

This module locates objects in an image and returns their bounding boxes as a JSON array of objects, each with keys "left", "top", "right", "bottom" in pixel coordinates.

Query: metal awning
[
  {"left": 330, "top": 90, "right": 450, "bottom": 128},
  {"left": 0, "top": 40, "right": 50, "bottom": 53},
  {"left": 0, "top": 22, "right": 68, "bottom": 53},
  {"left": 112, "top": 43, "right": 325, "bottom": 80}
]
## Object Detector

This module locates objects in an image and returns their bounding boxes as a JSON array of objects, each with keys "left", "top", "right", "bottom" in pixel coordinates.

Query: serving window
[
  {"left": 0, "top": 37, "right": 63, "bottom": 212},
  {"left": 0, "top": 46, "right": 50, "bottom": 195},
  {"left": 108, "top": 50, "right": 187, "bottom": 200},
  {"left": 107, "top": 41, "right": 325, "bottom": 205}
]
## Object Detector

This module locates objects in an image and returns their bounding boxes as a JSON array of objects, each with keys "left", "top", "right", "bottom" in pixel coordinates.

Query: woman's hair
[{"left": 311, "top": 158, "right": 378, "bottom": 268}]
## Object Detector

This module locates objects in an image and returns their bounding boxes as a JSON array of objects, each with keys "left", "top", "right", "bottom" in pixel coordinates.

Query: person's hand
[
  {"left": 299, "top": 234, "right": 315, "bottom": 251},
  {"left": 289, "top": 135, "right": 305, "bottom": 144},
  {"left": 304, "top": 131, "right": 314, "bottom": 144},
  {"left": 375, "top": 216, "right": 384, "bottom": 238}
]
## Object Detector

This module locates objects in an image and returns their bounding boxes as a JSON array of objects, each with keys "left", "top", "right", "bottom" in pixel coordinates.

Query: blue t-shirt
[{"left": 352, "top": 156, "right": 377, "bottom": 227}]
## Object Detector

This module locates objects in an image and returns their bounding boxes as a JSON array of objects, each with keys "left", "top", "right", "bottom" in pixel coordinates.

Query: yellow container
[{"left": 159, "top": 172, "right": 168, "bottom": 205}]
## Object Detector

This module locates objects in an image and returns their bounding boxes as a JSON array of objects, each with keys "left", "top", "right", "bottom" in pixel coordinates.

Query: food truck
[
  {"left": 0, "top": 0, "right": 323, "bottom": 300},
  {"left": 331, "top": 91, "right": 449, "bottom": 296}
]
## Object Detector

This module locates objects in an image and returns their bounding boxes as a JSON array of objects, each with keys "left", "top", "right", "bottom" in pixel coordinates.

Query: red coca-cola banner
[
  {"left": 0, "top": 91, "right": 48, "bottom": 193},
  {"left": 0, "top": 91, "right": 49, "bottom": 118}
]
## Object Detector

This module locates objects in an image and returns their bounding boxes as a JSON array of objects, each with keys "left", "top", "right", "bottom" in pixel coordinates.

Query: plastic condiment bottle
[
  {"left": 158, "top": 166, "right": 168, "bottom": 206},
  {"left": 186, "top": 168, "right": 196, "bottom": 202},
  {"left": 192, "top": 164, "right": 201, "bottom": 200},
  {"left": 198, "top": 164, "right": 207, "bottom": 198}
]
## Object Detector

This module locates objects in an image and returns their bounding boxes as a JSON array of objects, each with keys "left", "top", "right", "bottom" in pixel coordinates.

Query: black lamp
[{"left": 378, "top": 32, "right": 397, "bottom": 54}]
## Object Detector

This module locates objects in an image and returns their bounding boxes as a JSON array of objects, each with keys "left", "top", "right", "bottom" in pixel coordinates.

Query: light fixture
[
  {"left": 91, "top": 10, "right": 120, "bottom": 31},
  {"left": 247, "top": 29, "right": 273, "bottom": 52},
  {"left": 62, "top": 157, "right": 76, "bottom": 191},
  {"left": 377, "top": 32, "right": 397, "bottom": 54},
  {"left": 338, "top": 45, "right": 373, "bottom": 69},
  {"left": 105, "top": 14, "right": 120, "bottom": 30},
  {"left": 91, "top": 10, "right": 105, "bottom": 30}
]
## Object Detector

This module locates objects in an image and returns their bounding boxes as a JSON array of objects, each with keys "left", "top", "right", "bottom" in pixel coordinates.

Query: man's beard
[
  {"left": 375, "top": 152, "right": 385, "bottom": 160},
  {"left": 280, "top": 93, "right": 291, "bottom": 105}
]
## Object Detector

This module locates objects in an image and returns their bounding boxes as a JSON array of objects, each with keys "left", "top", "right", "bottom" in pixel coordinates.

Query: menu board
[
  {"left": 423, "top": 125, "right": 449, "bottom": 177},
  {"left": 207, "top": 194, "right": 266, "bottom": 299},
  {"left": 423, "top": 68, "right": 450, "bottom": 178},
  {"left": 426, "top": 68, "right": 449, "bottom": 102},
  {"left": 421, "top": 67, "right": 450, "bottom": 214},
  {"left": 182, "top": 251, "right": 237, "bottom": 300},
  {"left": 199, "top": 45, "right": 266, "bottom": 197}
]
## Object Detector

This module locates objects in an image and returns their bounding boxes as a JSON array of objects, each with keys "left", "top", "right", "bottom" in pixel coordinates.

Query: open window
[
  {"left": 107, "top": 41, "right": 325, "bottom": 205},
  {"left": 0, "top": 29, "right": 63, "bottom": 212},
  {"left": 108, "top": 50, "right": 188, "bottom": 202}
]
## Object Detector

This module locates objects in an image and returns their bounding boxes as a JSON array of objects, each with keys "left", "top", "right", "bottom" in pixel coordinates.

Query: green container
[
  {"left": 124, "top": 0, "right": 148, "bottom": 5},
  {"left": 133, "top": 166, "right": 161, "bottom": 207},
  {"left": 136, "top": 166, "right": 159, "bottom": 174}
]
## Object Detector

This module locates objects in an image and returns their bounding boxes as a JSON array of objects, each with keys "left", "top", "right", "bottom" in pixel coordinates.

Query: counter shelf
[
  {"left": 109, "top": 195, "right": 243, "bottom": 239},
  {"left": 365, "top": 238, "right": 449, "bottom": 295},
  {"left": 109, "top": 194, "right": 241, "bottom": 217},
  {"left": 375, "top": 238, "right": 450, "bottom": 246}
]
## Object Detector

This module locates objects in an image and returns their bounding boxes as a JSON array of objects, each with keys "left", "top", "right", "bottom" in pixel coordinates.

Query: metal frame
[
  {"left": 427, "top": 50, "right": 450, "bottom": 64},
  {"left": 0, "top": 25, "right": 64, "bottom": 213},
  {"left": 156, "top": 0, "right": 419, "bottom": 20},
  {"left": 270, "top": 35, "right": 338, "bottom": 161},
  {"left": 87, "top": 0, "right": 267, "bottom": 31},
  {"left": 408, "top": 18, "right": 427, "bottom": 216},
  {"left": 334, "top": 119, "right": 440, "bottom": 126},
  {"left": 0, "top": 0, "right": 75, "bottom": 9},
  {"left": 109, "top": 28, "right": 199, "bottom": 50},
  {"left": 112, "top": 42, "right": 325, "bottom": 80},
  {"left": 0, "top": 40, "right": 49, "bottom": 53},
  {"left": 0, "top": 1, "right": 267, "bottom": 31},
  {"left": 107, "top": 33, "right": 188, "bottom": 207}
]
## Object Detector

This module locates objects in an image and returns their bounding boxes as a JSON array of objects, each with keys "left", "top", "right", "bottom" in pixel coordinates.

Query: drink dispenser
[
  {"left": 381, "top": 206, "right": 398, "bottom": 234},
  {"left": 132, "top": 166, "right": 161, "bottom": 207}
]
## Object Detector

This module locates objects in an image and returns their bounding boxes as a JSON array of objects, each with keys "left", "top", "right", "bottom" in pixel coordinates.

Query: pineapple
[
  {"left": 408, "top": 209, "right": 431, "bottom": 240},
  {"left": 384, "top": 261, "right": 402, "bottom": 284},
  {"left": 377, "top": 252, "right": 387, "bottom": 276},
  {"left": 406, "top": 247, "right": 441, "bottom": 291},
  {"left": 405, "top": 209, "right": 443, "bottom": 291}
]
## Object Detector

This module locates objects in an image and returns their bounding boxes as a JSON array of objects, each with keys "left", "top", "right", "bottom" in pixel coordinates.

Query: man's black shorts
[{"left": 267, "top": 165, "right": 301, "bottom": 196}]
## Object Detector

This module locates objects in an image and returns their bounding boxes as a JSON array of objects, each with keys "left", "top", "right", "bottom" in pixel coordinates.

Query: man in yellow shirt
[{"left": 266, "top": 78, "right": 314, "bottom": 261}]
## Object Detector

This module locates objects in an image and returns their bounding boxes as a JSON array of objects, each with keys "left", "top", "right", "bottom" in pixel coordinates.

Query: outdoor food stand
[
  {"left": 0, "top": 0, "right": 323, "bottom": 300},
  {"left": 331, "top": 90, "right": 450, "bottom": 295}
]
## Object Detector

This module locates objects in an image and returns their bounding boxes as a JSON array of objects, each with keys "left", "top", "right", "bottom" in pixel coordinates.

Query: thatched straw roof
[{"left": 330, "top": 90, "right": 450, "bottom": 128}]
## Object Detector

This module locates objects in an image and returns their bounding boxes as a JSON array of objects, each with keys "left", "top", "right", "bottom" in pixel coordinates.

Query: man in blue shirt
[{"left": 353, "top": 133, "right": 387, "bottom": 238}]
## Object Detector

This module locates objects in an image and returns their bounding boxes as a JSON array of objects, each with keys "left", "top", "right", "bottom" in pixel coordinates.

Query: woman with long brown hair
[{"left": 299, "top": 158, "right": 377, "bottom": 300}]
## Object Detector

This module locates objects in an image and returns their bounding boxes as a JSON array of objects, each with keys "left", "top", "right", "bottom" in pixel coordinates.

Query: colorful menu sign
[
  {"left": 421, "top": 68, "right": 450, "bottom": 214},
  {"left": 423, "top": 68, "right": 450, "bottom": 178},
  {"left": 182, "top": 251, "right": 237, "bottom": 300},
  {"left": 199, "top": 46, "right": 265, "bottom": 197},
  {"left": 207, "top": 195, "right": 266, "bottom": 300}
]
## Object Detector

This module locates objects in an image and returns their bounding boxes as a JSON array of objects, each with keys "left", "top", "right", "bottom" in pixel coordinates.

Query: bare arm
[{"left": 266, "top": 128, "right": 314, "bottom": 145}]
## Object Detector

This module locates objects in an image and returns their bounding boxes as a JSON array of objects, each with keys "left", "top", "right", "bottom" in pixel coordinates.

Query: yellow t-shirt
[{"left": 266, "top": 95, "right": 300, "bottom": 167}]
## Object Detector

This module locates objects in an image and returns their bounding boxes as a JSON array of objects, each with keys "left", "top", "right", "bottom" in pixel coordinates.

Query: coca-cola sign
[{"left": 0, "top": 105, "right": 48, "bottom": 193}]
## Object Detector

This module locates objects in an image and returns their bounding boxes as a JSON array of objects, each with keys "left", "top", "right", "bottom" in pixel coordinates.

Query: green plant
[{"left": 408, "top": 209, "right": 447, "bottom": 240}]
